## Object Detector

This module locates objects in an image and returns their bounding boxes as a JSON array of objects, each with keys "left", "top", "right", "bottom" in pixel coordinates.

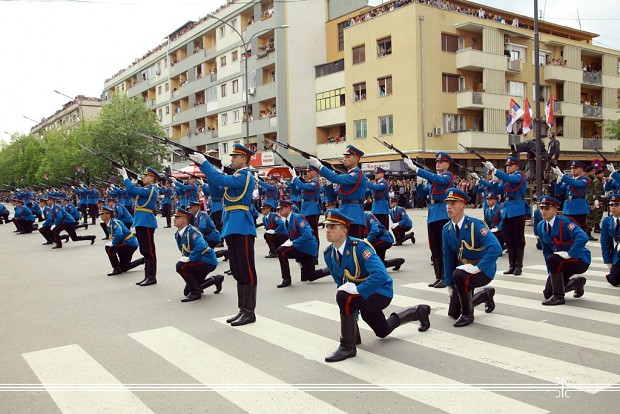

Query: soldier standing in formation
[
  {"left": 551, "top": 160, "right": 590, "bottom": 230},
  {"left": 585, "top": 167, "right": 605, "bottom": 240},
  {"left": 600, "top": 194, "right": 620, "bottom": 287}
]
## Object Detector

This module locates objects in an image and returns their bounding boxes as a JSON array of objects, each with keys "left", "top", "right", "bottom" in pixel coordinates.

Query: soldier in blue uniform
[
  {"left": 600, "top": 194, "right": 620, "bottom": 287},
  {"left": 404, "top": 152, "right": 453, "bottom": 287},
  {"left": 190, "top": 144, "right": 258, "bottom": 326},
  {"left": 364, "top": 212, "right": 404, "bottom": 271},
  {"left": 158, "top": 181, "right": 173, "bottom": 228},
  {"left": 322, "top": 209, "right": 430, "bottom": 363},
  {"left": 275, "top": 200, "right": 318, "bottom": 288},
  {"left": 188, "top": 200, "right": 228, "bottom": 262},
  {"left": 62, "top": 198, "right": 89, "bottom": 230},
  {"left": 118, "top": 167, "right": 159, "bottom": 287},
  {"left": 388, "top": 197, "right": 415, "bottom": 245},
  {"left": 0, "top": 202, "right": 10, "bottom": 224},
  {"left": 551, "top": 160, "right": 590, "bottom": 230},
  {"left": 37, "top": 197, "right": 55, "bottom": 245},
  {"left": 442, "top": 188, "right": 501, "bottom": 327},
  {"left": 11, "top": 199, "right": 38, "bottom": 234},
  {"left": 100, "top": 206, "right": 144, "bottom": 276},
  {"left": 88, "top": 183, "right": 100, "bottom": 225},
  {"left": 290, "top": 165, "right": 322, "bottom": 248},
  {"left": 261, "top": 201, "right": 288, "bottom": 258},
  {"left": 47, "top": 194, "right": 95, "bottom": 248},
  {"left": 536, "top": 196, "right": 590, "bottom": 305},
  {"left": 257, "top": 173, "right": 280, "bottom": 208},
  {"left": 368, "top": 167, "right": 390, "bottom": 229},
  {"left": 288, "top": 177, "right": 302, "bottom": 209},
  {"left": 309, "top": 145, "right": 368, "bottom": 239},
  {"left": 483, "top": 194, "right": 504, "bottom": 248},
  {"left": 206, "top": 178, "right": 225, "bottom": 241},
  {"left": 483, "top": 156, "right": 528, "bottom": 275}
]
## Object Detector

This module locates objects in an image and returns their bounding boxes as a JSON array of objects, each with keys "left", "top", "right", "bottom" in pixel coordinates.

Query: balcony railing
[
  {"left": 583, "top": 105, "right": 602, "bottom": 118},
  {"left": 583, "top": 71, "right": 602, "bottom": 84},
  {"left": 554, "top": 101, "right": 562, "bottom": 114},
  {"left": 507, "top": 59, "right": 522, "bottom": 72},
  {"left": 583, "top": 138, "right": 602, "bottom": 150},
  {"left": 472, "top": 92, "right": 482, "bottom": 105},
  {"left": 210, "top": 72, "right": 217, "bottom": 82}
]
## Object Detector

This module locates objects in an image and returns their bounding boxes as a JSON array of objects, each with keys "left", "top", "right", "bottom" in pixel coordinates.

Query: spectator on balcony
[{"left": 544, "top": 132, "right": 560, "bottom": 183}]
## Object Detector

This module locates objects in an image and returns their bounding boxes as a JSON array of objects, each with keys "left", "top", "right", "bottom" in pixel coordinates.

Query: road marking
[
  {"left": 22, "top": 344, "right": 153, "bottom": 414},
  {"left": 212, "top": 316, "right": 547, "bottom": 414},
  {"left": 403, "top": 283, "right": 620, "bottom": 326},
  {"left": 525, "top": 264, "right": 610, "bottom": 278},
  {"left": 288, "top": 301, "right": 620, "bottom": 393},
  {"left": 498, "top": 272, "right": 613, "bottom": 290},
  {"left": 129, "top": 326, "right": 345, "bottom": 414}
]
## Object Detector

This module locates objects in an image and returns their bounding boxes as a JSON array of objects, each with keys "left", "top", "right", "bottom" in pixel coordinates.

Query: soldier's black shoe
[
  {"left": 42, "top": 241, "right": 53, "bottom": 245},
  {"left": 89, "top": 236, "right": 96, "bottom": 245},
  {"left": 264, "top": 253, "right": 277, "bottom": 258},
  {"left": 213, "top": 275, "right": 224, "bottom": 294},
  {"left": 434, "top": 280, "right": 447, "bottom": 288},
  {"left": 107, "top": 268, "right": 123, "bottom": 276},
  {"left": 61, "top": 235, "right": 69, "bottom": 243},
  {"left": 135, "top": 277, "right": 147, "bottom": 285},
  {"left": 428, "top": 279, "right": 440, "bottom": 287},
  {"left": 181, "top": 292, "right": 201, "bottom": 302},
  {"left": 139, "top": 277, "right": 157, "bottom": 286},
  {"left": 52, "top": 244, "right": 62, "bottom": 249},
  {"left": 277, "top": 278, "right": 292, "bottom": 288},
  {"left": 393, "top": 258, "right": 405, "bottom": 271},
  {"left": 230, "top": 311, "right": 256, "bottom": 326},
  {"left": 226, "top": 311, "right": 243, "bottom": 324},
  {"left": 485, "top": 288, "right": 495, "bottom": 313},
  {"left": 454, "top": 313, "right": 475, "bottom": 327}
]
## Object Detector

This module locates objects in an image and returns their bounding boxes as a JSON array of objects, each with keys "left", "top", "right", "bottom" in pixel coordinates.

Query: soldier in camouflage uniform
[{"left": 585, "top": 167, "right": 605, "bottom": 241}]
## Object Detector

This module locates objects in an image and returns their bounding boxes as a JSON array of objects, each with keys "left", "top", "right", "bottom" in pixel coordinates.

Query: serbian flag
[
  {"left": 506, "top": 99, "right": 524, "bottom": 133},
  {"left": 545, "top": 94, "right": 555, "bottom": 128},
  {"left": 522, "top": 98, "right": 533, "bottom": 135}
]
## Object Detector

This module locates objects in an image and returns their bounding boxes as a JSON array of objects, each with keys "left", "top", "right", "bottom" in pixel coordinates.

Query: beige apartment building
[
  {"left": 315, "top": 0, "right": 620, "bottom": 173},
  {"left": 30, "top": 96, "right": 102, "bottom": 138}
]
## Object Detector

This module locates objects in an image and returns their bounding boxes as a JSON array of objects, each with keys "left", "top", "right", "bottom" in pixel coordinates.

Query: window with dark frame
[
  {"left": 377, "top": 37, "right": 392, "bottom": 57},
  {"left": 353, "top": 82, "right": 366, "bottom": 102},
  {"left": 352, "top": 45, "right": 365, "bottom": 64},
  {"left": 442, "top": 73, "right": 460, "bottom": 92},
  {"left": 441, "top": 33, "right": 459, "bottom": 53},
  {"left": 378, "top": 76, "right": 392, "bottom": 96}
]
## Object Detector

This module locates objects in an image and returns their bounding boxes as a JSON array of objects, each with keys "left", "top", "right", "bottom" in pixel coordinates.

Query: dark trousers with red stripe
[
  {"left": 543, "top": 254, "right": 589, "bottom": 297},
  {"left": 225, "top": 234, "right": 257, "bottom": 286},
  {"left": 88, "top": 203, "right": 98, "bottom": 224},
  {"left": 503, "top": 215, "right": 526, "bottom": 249},
  {"left": 336, "top": 290, "right": 398, "bottom": 338},
  {"left": 161, "top": 203, "right": 171, "bottom": 227},
  {"left": 53, "top": 222, "right": 90, "bottom": 244},
  {"left": 39, "top": 226, "right": 54, "bottom": 243},
  {"left": 304, "top": 214, "right": 320, "bottom": 247},
  {"left": 393, "top": 225, "right": 412, "bottom": 244},
  {"left": 277, "top": 245, "right": 316, "bottom": 281},
  {"left": 135, "top": 226, "right": 156, "bottom": 261},
  {"left": 566, "top": 214, "right": 587, "bottom": 231},
  {"left": 176, "top": 261, "right": 217, "bottom": 294},
  {"left": 451, "top": 269, "right": 492, "bottom": 294},
  {"left": 374, "top": 214, "right": 389, "bottom": 230},
  {"left": 608, "top": 264, "right": 620, "bottom": 286},
  {"left": 264, "top": 233, "right": 288, "bottom": 255},
  {"left": 80, "top": 204, "right": 88, "bottom": 223},
  {"left": 428, "top": 219, "right": 449, "bottom": 278},
  {"left": 105, "top": 244, "right": 138, "bottom": 271},
  {"left": 371, "top": 240, "right": 391, "bottom": 262},
  {"left": 211, "top": 211, "right": 223, "bottom": 233},
  {"left": 348, "top": 224, "right": 366, "bottom": 239}
]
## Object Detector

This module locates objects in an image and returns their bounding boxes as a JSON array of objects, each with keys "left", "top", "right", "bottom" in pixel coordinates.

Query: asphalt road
[{"left": 0, "top": 208, "right": 618, "bottom": 414}]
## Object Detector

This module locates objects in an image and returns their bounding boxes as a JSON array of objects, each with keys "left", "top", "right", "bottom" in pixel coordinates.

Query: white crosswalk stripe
[
  {"left": 287, "top": 300, "right": 620, "bottom": 392},
  {"left": 503, "top": 272, "right": 614, "bottom": 290},
  {"left": 212, "top": 316, "right": 547, "bottom": 414},
  {"left": 525, "top": 264, "right": 611, "bottom": 278},
  {"left": 22, "top": 344, "right": 154, "bottom": 414},
  {"left": 489, "top": 279, "right": 620, "bottom": 306}
]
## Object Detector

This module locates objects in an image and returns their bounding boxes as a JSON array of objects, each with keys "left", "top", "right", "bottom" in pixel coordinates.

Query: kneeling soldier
[
  {"left": 537, "top": 196, "right": 590, "bottom": 305},
  {"left": 443, "top": 188, "right": 501, "bottom": 327},
  {"left": 100, "top": 206, "right": 144, "bottom": 276},
  {"left": 601, "top": 194, "right": 620, "bottom": 287},
  {"left": 323, "top": 209, "right": 430, "bottom": 363},
  {"left": 388, "top": 197, "right": 415, "bottom": 245}
]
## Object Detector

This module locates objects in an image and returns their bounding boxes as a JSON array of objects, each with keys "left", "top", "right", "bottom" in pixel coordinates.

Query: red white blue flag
[
  {"left": 506, "top": 99, "right": 524, "bottom": 133},
  {"left": 545, "top": 94, "right": 555, "bottom": 128},
  {"left": 522, "top": 98, "right": 533, "bottom": 135}
]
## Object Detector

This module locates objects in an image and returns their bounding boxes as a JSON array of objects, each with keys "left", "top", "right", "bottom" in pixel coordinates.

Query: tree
[{"left": 0, "top": 135, "right": 44, "bottom": 186}]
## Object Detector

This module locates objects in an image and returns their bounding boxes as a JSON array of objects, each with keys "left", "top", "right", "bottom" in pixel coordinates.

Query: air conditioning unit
[
  {"left": 433, "top": 127, "right": 443, "bottom": 136},
  {"left": 248, "top": 87, "right": 256, "bottom": 96}
]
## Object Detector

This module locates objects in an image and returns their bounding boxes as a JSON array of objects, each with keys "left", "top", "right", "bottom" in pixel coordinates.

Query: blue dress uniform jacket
[
  {"left": 175, "top": 225, "right": 218, "bottom": 266},
  {"left": 289, "top": 180, "right": 302, "bottom": 204},
  {"left": 557, "top": 174, "right": 590, "bottom": 215},
  {"left": 368, "top": 178, "right": 390, "bottom": 215},
  {"left": 123, "top": 180, "right": 158, "bottom": 229},
  {"left": 73, "top": 188, "right": 87, "bottom": 207},
  {"left": 108, "top": 218, "right": 139, "bottom": 248},
  {"left": 262, "top": 211, "right": 287, "bottom": 235},
  {"left": 293, "top": 177, "right": 322, "bottom": 216},
  {"left": 41, "top": 205, "right": 54, "bottom": 227},
  {"left": 536, "top": 215, "right": 591, "bottom": 273},
  {"left": 483, "top": 205, "right": 503, "bottom": 230},
  {"left": 605, "top": 176, "right": 620, "bottom": 193},
  {"left": 319, "top": 167, "right": 368, "bottom": 225},
  {"left": 415, "top": 169, "right": 453, "bottom": 223},
  {"left": 257, "top": 180, "right": 278, "bottom": 206},
  {"left": 323, "top": 183, "right": 337, "bottom": 204},
  {"left": 532, "top": 208, "right": 543, "bottom": 237},
  {"left": 113, "top": 203, "right": 133, "bottom": 225},
  {"left": 174, "top": 182, "right": 198, "bottom": 208},
  {"left": 442, "top": 216, "right": 502, "bottom": 286},
  {"left": 194, "top": 210, "right": 221, "bottom": 243},
  {"left": 15, "top": 206, "right": 35, "bottom": 222},
  {"left": 158, "top": 187, "right": 172, "bottom": 205},
  {"left": 324, "top": 237, "right": 393, "bottom": 300},
  {"left": 600, "top": 215, "right": 620, "bottom": 265},
  {"left": 65, "top": 203, "right": 81, "bottom": 221},
  {"left": 286, "top": 212, "right": 318, "bottom": 257},
  {"left": 389, "top": 205, "right": 413, "bottom": 228},
  {"left": 51, "top": 204, "right": 75, "bottom": 225},
  {"left": 30, "top": 201, "right": 43, "bottom": 217},
  {"left": 207, "top": 181, "right": 224, "bottom": 214},
  {"left": 494, "top": 169, "right": 528, "bottom": 218},
  {"left": 365, "top": 213, "right": 394, "bottom": 244},
  {"left": 199, "top": 162, "right": 256, "bottom": 237}
]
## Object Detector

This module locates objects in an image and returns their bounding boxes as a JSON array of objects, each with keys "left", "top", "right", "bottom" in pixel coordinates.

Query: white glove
[
  {"left": 391, "top": 223, "right": 399, "bottom": 229},
  {"left": 170, "top": 177, "right": 177, "bottom": 184},
  {"left": 551, "top": 166, "right": 563, "bottom": 177},
  {"left": 289, "top": 167, "right": 297, "bottom": 178},
  {"left": 403, "top": 157, "right": 417, "bottom": 172},
  {"left": 117, "top": 167, "right": 128, "bottom": 180},
  {"left": 447, "top": 285, "right": 454, "bottom": 298},
  {"left": 131, "top": 179, "right": 138, "bottom": 185},
  {"left": 594, "top": 200, "right": 599, "bottom": 208},
  {"left": 308, "top": 157, "right": 322, "bottom": 170},
  {"left": 105, "top": 242, "right": 113, "bottom": 247},
  {"left": 178, "top": 256, "right": 190, "bottom": 263},
  {"left": 253, "top": 172, "right": 260, "bottom": 182},
  {"left": 616, "top": 243, "right": 620, "bottom": 253},
  {"left": 337, "top": 281, "right": 359, "bottom": 295},
  {"left": 189, "top": 152, "right": 207, "bottom": 165},
  {"left": 197, "top": 178, "right": 204, "bottom": 185},
  {"left": 482, "top": 161, "right": 495, "bottom": 172},
  {"left": 556, "top": 175, "right": 563, "bottom": 184},
  {"left": 282, "top": 239, "right": 293, "bottom": 247},
  {"left": 219, "top": 165, "right": 225, "bottom": 173},
  {"left": 456, "top": 263, "right": 481, "bottom": 274},
  {"left": 607, "top": 263, "right": 612, "bottom": 270},
  {"left": 265, "top": 229, "right": 275, "bottom": 234},
  {"left": 491, "top": 228, "right": 498, "bottom": 233},
  {"left": 607, "top": 163, "right": 616, "bottom": 173},
  {"left": 555, "top": 251, "right": 571, "bottom": 259},
  {"left": 470, "top": 172, "right": 480, "bottom": 180},
  {"left": 108, "top": 185, "right": 115, "bottom": 190},
  {"left": 50, "top": 225, "right": 56, "bottom": 231},
  {"left": 416, "top": 176, "right": 423, "bottom": 185}
]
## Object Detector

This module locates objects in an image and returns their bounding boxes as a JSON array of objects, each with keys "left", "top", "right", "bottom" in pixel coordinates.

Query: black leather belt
[
  {"left": 338, "top": 199, "right": 362, "bottom": 205},
  {"left": 505, "top": 196, "right": 524, "bottom": 201},
  {"left": 567, "top": 196, "right": 585, "bottom": 200}
]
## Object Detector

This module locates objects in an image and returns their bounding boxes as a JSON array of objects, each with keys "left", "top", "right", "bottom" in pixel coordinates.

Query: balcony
[
  {"left": 317, "top": 141, "right": 347, "bottom": 160},
  {"left": 557, "top": 137, "right": 617, "bottom": 153},
  {"left": 456, "top": 48, "right": 507, "bottom": 72},
  {"left": 583, "top": 71, "right": 602, "bottom": 85},
  {"left": 456, "top": 90, "right": 522, "bottom": 111},
  {"left": 554, "top": 101, "right": 562, "bottom": 115},
  {"left": 583, "top": 105, "right": 602, "bottom": 118},
  {"left": 457, "top": 131, "right": 513, "bottom": 150},
  {"left": 507, "top": 59, "right": 522, "bottom": 73},
  {"left": 171, "top": 49, "right": 206, "bottom": 77},
  {"left": 582, "top": 138, "right": 602, "bottom": 150},
  {"left": 179, "top": 129, "right": 218, "bottom": 147},
  {"left": 316, "top": 106, "right": 345, "bottom": 128}
]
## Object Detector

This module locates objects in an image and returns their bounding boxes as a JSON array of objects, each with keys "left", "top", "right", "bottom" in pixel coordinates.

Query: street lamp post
[
  {"left": 22, "top": 116, "right": 39, "bottom": 124},
  {"left": 207, "top": 13, "right": 288, "bottom": 146},
  {"left": 53, "top": 89, "right": 84, "bottom": 125}
]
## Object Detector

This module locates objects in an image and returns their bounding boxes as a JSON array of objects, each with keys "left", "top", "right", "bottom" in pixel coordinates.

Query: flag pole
[{"left": 534, "top": 0, "right": 543, "bottom": 196}]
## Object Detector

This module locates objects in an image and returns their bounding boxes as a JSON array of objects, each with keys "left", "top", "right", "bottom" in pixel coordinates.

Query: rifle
[
  {"left": 78, "top": 144, "right": 143, "bottom": 184},
  {"left": 139, "top": 133, "right": 236, "bottom": 175},
  {"left": 594, "top": 148, "right": 610, "bottom": 165},
  {"left": 264, "top": 137, "right": 347, "bottom": 174},
  {"left": 372, "top": 136, "right": 432, "bottom": 172},
  {"left": 459, "top": 143, "right": 488, "bottom": 162},
  {"left": 263, "top": 142, "right": 306, "bottom": 182}
]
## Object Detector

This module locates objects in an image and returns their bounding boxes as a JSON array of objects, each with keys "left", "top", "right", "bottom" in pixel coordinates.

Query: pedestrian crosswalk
[{"left": 20, "top": 262, "right": 620, "bottom": 414}]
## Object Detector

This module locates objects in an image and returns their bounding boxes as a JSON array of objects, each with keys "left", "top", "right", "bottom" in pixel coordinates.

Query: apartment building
[
  {"left": 316, "top": 0, "right": 620, "bottom": 173},
  {"left": 102, "top": 0, "right": 329, "bottom": 168},
  {"left": 30, "top": 96, "right": 102, "bottom": 138}
]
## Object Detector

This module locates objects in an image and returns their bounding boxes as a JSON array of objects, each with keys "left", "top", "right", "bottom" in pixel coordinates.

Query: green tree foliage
[
  {"left": 0, "top": 135, "right": 44, "bottom": 186},
  {"left": 604, "top": 119, "right": 620, "bottom": 141}
]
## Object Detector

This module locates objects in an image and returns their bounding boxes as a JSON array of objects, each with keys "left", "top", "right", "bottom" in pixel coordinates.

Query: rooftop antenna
[{"left": 576, "top": 9, "right": 582, "bottom": 30}]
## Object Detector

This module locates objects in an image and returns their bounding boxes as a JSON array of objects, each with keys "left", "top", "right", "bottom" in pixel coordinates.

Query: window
[
  {"left": 507, "top": 44, "right": 526, "bottom": 62},
  {"left": 508, "top": 81, "right": 526, "bottom": 97},
  {"left": 232, "top": 79, "right": 239, "bottom": 94},
  {"left": 233, "top": 109, "right": 240, "bottom": 123},
  {"left": 165, "top": 82, "right": 169, "bottom": 92},
  {"left": 536, "top": 50, "right": 551, "bottom": 66},
  {"left": 377, "top": 37, "right": 392, "bottom": 57},
  {"left": 220, "top": 56, "right": 227, "bottom": 67},
  {"left": 221, "top": 84, "right": 227, "bottom": 97},
  {"left": 442, "top": 74, "right": 460, "bottom": 93},
  {"left": 316, "top": 88, "right": 346, "bottom": 111},
  {"left": 163, "top": 57, "right": 168, "bottom": 68},
  {"left": 378, "top": 115, "right": 393, "bottom": 136},
  {"left": 206, "top": 86, "right": 217, "bottom": 102},
  {"left": 230, "top": 18, "right": 237, "bottom": 32},
  {"left": 353, "top": 82, "right": 366, "bottom": 101},
  {"left": 354, "top": 119, "right": 367, "bottom": 139},
  {"left": 165, "top": 106, "right": 170, "bottom": 115},
  {"left": 337, "top": 21, "right": 346, "bottom": 51},
  {"left": 232, "top": 50, "right": 238, "bottom": 62},
  {"left": 271, "top": 69, "right": 276, "bottom": 83},
  {"left": 221, "top": 113, "right": 228, "bottom": 125},
  {"left": 441, "top": 34, "right": 459, "bottom": 52},
  {"left": 219, "top": 26, "right": 225, "bottom": 37},
  {"left": 352, "top": 45, "right": 365, "bottom": 64},
  {"left": 378, "top": 76, "right": 392, "bottom": 96},
  {"left": 157, "top": 85, "right": 162, "bottom": 95},
  {"left": 443, "top": 114, "right": 466, "bottom": 133},
  {"left": 157, "top": 108, "right": 162, "bottom": 120},
  {"left": 221, "top": 142, "right": 228, "bottom": 154}
]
